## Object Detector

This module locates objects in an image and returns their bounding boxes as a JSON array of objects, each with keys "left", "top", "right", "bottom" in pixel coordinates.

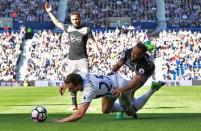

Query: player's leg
[
  {"left": 117, "top": 70, "right": 154, "bottom": 118},
  {"left": 71, "top": 58, "right": 89, "bottom": 110},
  {"left": 101, "top": 96, "right": 117, "bottom": 113},
  {"left": 70, "top": 91, "right": 78, "bottom": 110},
  {"left": 114, "top": 80, "right": 165, "bottom": 118},
  {"left": 109, "top": 94, "right": 137, "bottom": 119},
  {"left": 129, "top": 65, "right": 164, "bottom": 111},
  {"left": 76, "top": 58, "right": 89, "bottom": 73},
  {"left": 114, "top": 74, "right": 134, "bottom": 118},
  {"left": 132, "top": 81, "right": 165, "bottom": 110},
  {"left": 125, "top": 66, "right": 155, "bottom": 110},
  {"left": 67, "top": 59, "right": 78, "bottom": 110}
]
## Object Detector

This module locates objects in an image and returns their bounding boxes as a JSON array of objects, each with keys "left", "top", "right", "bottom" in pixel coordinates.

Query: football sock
[
  {"left": 112, "top": 100, "right": 125, "bottom": 112},
  {"left": 133, "top": 89, "right": 155, "bottom": 110},
  {"left": 70, "top": 91, "right": 77, "bottom": 108}
]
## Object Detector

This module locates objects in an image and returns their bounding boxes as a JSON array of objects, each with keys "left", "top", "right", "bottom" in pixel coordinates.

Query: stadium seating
[
  {"left": 0, "top": 0, "right": 200, "bottom": 28},
  {"left": 0, "top": 29, "right": 200, "bottom": 81},
  {"left": 0, "top": 1, "right": 200, "bottom": 81}
]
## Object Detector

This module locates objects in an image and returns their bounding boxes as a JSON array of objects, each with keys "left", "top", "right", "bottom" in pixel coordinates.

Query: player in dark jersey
[
  {"left": 45, "top": 2, "right": 100, "bottom": 110},
  {"left": 107, "top": 41, "right": 165, "bottom": 118}
]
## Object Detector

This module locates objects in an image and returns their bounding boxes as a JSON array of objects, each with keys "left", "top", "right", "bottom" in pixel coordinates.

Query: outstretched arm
[
  {"left": 54, "top": 102, "right": 90, "bottom": 122},
  {"left": 107, "top": 59, "right": 125, "bottom": 75},
  {"left": 45, "top": 2, "right": 64, "bottom": 30}
]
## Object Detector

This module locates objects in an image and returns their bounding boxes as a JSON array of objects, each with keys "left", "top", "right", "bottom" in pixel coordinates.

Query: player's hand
[
  {"left": 112, "top": 88, "right": 124, "bottom": 97},
  {"left": 59, "top": 85, "right": 66, "bottom": 96},
  {"left": 45, "top": 2, "right": 52, "bottom": 13}
]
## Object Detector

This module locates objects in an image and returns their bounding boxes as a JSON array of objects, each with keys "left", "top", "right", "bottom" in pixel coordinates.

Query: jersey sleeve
[
  {"left": 63, "top": 24, "right": 69, "bottom": 33},
  {"left": 135, "top": 66, "right": 146, "bottom": 76},
  {"left": 81, "top": 84, "right": 96, "bottom": 103},
  {"left": 81, "top": 90, "right": 96, "bottom": 103}
]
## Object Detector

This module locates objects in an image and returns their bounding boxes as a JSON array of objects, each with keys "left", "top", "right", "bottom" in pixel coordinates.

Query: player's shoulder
[
  {"left": 143, "top": 53, "right": 153, "bottom": 62},
  {"left": 64, "top": 24, "right": 74, "bottom": 32},
  {"left": 125, "top": 48, "right": 132, "bottom": 53},
  {"left": 121, "top": 48, "right": 132, "bottom": 58},
  {"left": 80, "top": 73, "right": 97, "bottom": 80},
  {"left": 63, "top": 24, "right": 70, "bottom": 29},
  {"left": 84, "top": 26, "right": 92, "bottom": 34}
]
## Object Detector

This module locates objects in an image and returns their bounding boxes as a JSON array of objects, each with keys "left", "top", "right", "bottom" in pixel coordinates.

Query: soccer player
[
  {"left": 53, "top": 73, "right": 165, "bottom": 122},
  {"left": 45, "top": 2, "right": 100, "bottom": 110},
  {"left": 108, "top": 41, "right": 164, "bottom": 118}
]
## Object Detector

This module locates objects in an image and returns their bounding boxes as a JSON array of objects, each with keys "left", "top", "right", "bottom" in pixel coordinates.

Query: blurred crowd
[
  {"left": 0, "top": 0, "right": 200, "bottom": 81},
  {"left": 0, "top": 0, "right": 200, "bottom": 27},
  {"left": 152, "top": 30, "right": 201, "bottom": 80},
  {"left": 21, "top": 29, "right": 201, "bottom": 81},
  {"left": 24, "top": 30, "right": 69, "bottom": 80},
  {"left": 0, "top": 0, "right": 57, "bottom": 22},
  {"left": 67, "top": 0, "right": 157, "bottom": 28},
  {"left": 165, "top": 0, "right": 201, "bottom": 27},
  {"left": 0, "top": 29, "right": 200, "bottom": 81},
  {"left": 0, "top": 31, "right": 23, "bottom": 81}
]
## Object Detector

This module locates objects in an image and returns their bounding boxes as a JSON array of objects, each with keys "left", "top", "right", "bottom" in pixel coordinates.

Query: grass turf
[{"left": 0, "top": 86, "right": 201, "bottom": 131}]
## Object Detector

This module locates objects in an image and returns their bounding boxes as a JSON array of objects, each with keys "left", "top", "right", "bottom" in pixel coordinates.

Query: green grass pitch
[{"left": 0, "top": 86, "right": 201, "bottom": 131}]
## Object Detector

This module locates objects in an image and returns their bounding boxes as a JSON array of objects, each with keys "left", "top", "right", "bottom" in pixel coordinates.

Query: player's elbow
[
  {"left": 77, "top": 114, "right": 84, "bottom": 119},
  {"left": 55, "top": 23, "right": 64, "bottom": 30},
  {"left": 75, "top": 113, "right": 85, "bottom": 120}
]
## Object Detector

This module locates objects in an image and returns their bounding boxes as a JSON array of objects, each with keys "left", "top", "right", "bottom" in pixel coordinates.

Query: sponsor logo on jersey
[{"left": 70, "top": 34, "right": 82, "bottom": 42}]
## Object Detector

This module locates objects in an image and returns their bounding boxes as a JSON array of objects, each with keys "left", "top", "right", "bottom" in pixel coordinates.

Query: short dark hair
[
  {"left": 64, "top": 73, "right": 83, "bottom": 85},
  {"left": 136, "top": 41, "right": 147, "bottom": 52},
  {"left": 70, "top": 12, "right": 80, "bottom": 17}
]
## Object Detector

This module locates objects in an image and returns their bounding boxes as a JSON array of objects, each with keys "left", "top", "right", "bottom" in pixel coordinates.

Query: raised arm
[{"left": 45, "top": 2, "right": 64, "bottom": 30}]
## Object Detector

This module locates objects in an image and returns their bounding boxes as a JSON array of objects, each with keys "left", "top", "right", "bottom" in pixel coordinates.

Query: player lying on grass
[{"left": 53, "top": 73, "right": 165, "bottom": 122}]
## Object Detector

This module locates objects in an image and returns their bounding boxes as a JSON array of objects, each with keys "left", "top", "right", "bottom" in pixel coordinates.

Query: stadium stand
[
  {"left": 1, "top": 29, "right": 197, "bottom": 81},
  {"left": 1, "top": 0, "right": 200, "bottom": 29},
  {"left": 0, "top": 0, "right": 200, "bottom": 82}
]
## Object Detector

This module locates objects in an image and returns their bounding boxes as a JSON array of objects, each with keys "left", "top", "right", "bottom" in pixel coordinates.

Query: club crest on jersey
[{"left": 139, "top": 68, "right": 145, "bottom": 74}]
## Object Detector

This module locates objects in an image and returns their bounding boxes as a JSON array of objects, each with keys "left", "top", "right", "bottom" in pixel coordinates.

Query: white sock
[
  {"left": 112, "top": 100, "right": 125, "bottom": 112},
  {"left": 133, "top": 89, "right": 155, "bottom": 110}
]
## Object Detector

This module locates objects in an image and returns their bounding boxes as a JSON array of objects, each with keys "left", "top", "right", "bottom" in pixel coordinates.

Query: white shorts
[
  {"left": 67, "top": 58, "right": 89, "bottom": 74},
  {"left": 109, "top": 74, "right": 129, "bottom": 88},
  {"left": 108, "top": 74, "right": 133, "bottom": 99},
  {"left": 109, "top": 74, "right": 134, "bottom": 109}
]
